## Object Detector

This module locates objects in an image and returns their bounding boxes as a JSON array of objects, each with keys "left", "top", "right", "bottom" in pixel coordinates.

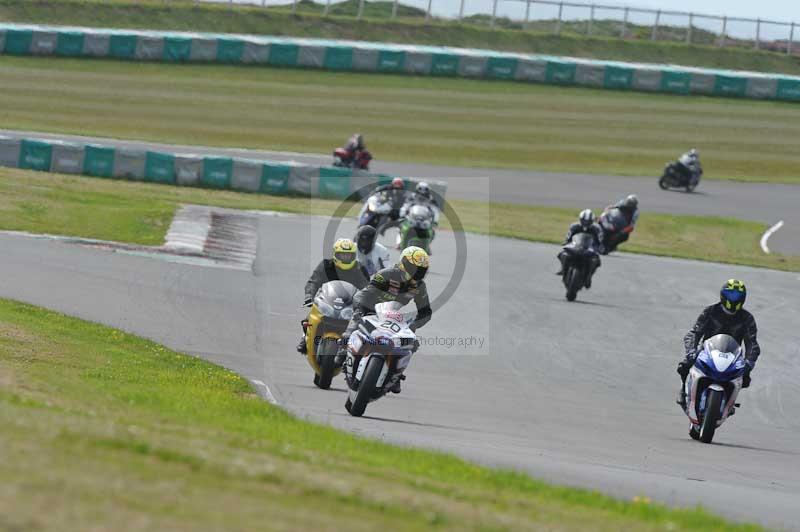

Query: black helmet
[
  {"left": 355, "top": 225, "right": 377, "bottom": 254},
  {"left": 720, "top": 279, "right": 746, "bottom": 314},
  {"left": 579, "top": 209, "right": 594, "bottom": 229},
  {"left": 623, "top": 194, "right": 638, "bottom": 211}
]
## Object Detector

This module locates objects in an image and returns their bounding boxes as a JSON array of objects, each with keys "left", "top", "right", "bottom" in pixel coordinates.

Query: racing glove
[
  {"left": 303, "top": 295, "right": 313, "bottom": 307},
  {"left": 677, "top": 359, "right": 692, "bottom": 379}
]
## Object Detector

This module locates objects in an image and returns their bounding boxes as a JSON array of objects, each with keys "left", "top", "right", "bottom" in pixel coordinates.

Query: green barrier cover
[
  {"left": 269, "top": 43, "right": 299, "bottom": 66},
  {"left": 319, "top": 167, "right": 352, "bottom": 199},
  {"left": 260, "top": 164, "right": 290, "bottom": 195},
  {"left": 377, "top": 50, "right": 404, "bottom": 72},
  {"left": 216, "top": 38, "right": 244, "bottom": 63},
  {"left": 109, "top": 34, "right": 137, "bottom": 59},
  {"left": 776, "top": 79, "right": 800, "bottom": 101},
  {"left": 202, "top": 157, "right": 233, "bottom": 189},
  {"left": 18, "top": 139, "right": 52, "bottom": 171},
  {"left": 56, "top": 32, "right": 85, "bottom": 57},
  {"left": 5, "top": 29, "right": 33, "bottom": 55},
  {"left": 604, "top": 66, "right": 634, "bottom": 89},
  {"left": 83, "top": 145, "right": 115, "bottom": 178},
  {"left": 714, "top": 75, "right": 748, "bottom": 97},
  {"left": 486, "top": 57, "right": 518, "bottom": 79},
  {"left": 324, "top": 46, "right": 353, "bottom": 70},
  {"left": 546, "top": 61, "right": 576, "bottom": 84},
  {"left": 661, "top": 71, "right": 691, "bottom": 94},
  {"left": 431, "top": 53, "right": 459, "bottom": 76},
  {"left": 164, "top": 37, "right": 192, "bottom": 62},
  {"left": 144, "top": 151, "right": 176, "bottom": 184}
]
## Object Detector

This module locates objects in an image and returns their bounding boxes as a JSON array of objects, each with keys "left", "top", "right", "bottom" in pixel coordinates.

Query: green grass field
[
  {"left": 3, "top": 167, "right": 799, "bottom": 271},
  {"left": 2, "top": 55, "right": 800, "bottom": 183},
  {"left": 0, "top": 297, "right": 763, "bottom": 531},
  {"left": 2, "top": 0, "right": 800, "bottom": 75}
]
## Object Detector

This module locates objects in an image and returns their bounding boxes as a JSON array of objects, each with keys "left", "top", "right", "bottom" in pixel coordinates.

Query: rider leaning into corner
[
  {"left": 603, "top": 194, "right": 639, "bottom": 253},
  {"left": 676, "top": 279, "right": 761, "bottom": 407},
  {"left": 344, "top": 133, "right": 366, "bottom": 157},
  {"left": 337, "top": 246, "right": 433, "bottom": 394},
  {"left": 297, "top": 238, "right": 369, "bottom": 354},
  {"left": 371, "top": 177, "right": 409, "bottom": 222},
  {"left": 556, "top": 209, "right": 604, "bottom": 288},
  {"left": 354, "top": 225, "right": 391, "bottom": 277},
  {"left": 677, "top": 148, "right": 703, "bottom": 182}
]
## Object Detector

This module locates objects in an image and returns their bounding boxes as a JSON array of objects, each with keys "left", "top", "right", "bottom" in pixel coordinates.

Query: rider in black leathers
[
  {"left": 557, "top": 209, "right": 604, "bottom": 288},
  {"left": 676, "top": 279, "right": 760, "bottom": 406},
  {"left": 337, "top": 246, "right": 432, "bottom": 393}
]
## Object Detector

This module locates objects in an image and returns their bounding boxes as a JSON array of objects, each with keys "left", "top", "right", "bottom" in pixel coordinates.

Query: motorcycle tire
[
  {"left": 565, "top": 267, "right": 581, "bottom": 302},
  {"left": 314, "top": 337, "right": 338, "bottom": 390},
  {"left": 348, "top": 356, "right": 383, "bottom": 417},
  {"left": 689, "top": 425, "right": 700, "bottom": 441},
  {"left": 699, "top": 389, "right": 723, "bottom": 443},
  {"left": 658, "top": 176, "right": 669, "bottom": 190}
]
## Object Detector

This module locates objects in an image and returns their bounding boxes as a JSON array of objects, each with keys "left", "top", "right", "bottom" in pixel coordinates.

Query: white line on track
[
  {"left": 760, "top": 220, "right": 785, "bottom": 254},
  {"left": 251, "top": 379, "right": 279, "bottom": 405}
]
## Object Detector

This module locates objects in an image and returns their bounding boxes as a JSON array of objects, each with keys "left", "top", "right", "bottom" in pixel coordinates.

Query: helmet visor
[
  {"left": 722, "top": 288, "right": 745, "bottom": 304},
  {"left": 335, "top": 251, "right": 356, "bottom": 264}
]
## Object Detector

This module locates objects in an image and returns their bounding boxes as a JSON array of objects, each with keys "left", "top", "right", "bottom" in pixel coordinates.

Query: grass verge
[
  {"left": 0, "top": 297, "right": 763, "bottom": 531},
  {"left": 1, "top": 0, "right": 800, "bottom": 75},
  {"left": 2, "top": 56, "right": 800, "bottom": 183},
  {"left": 2, "top": 166, "right": 799, "bottom": 272}
]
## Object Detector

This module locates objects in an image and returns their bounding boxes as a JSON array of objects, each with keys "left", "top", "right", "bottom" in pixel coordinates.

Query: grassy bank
[
  {"left": 2, "top": 167, "right": 799, "bottom": 272},
  {"left": 1, "top": 0, "right": 800, "bottom": 75},
  {"left": 2, "top": 56, "right": 800, "bottom": 183},
  {"left": 0, "top": 297, "right": 763, "bottom": 530}
]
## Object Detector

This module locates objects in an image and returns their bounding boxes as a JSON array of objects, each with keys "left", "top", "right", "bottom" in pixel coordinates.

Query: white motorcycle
[
  {"left": 683, "top": 334, "right": 747, "bottom": 443},
  {"left": 343, "top": 302, "right": 417, "bottom": 417},
  {"left": 357, "top": 193, "right": 393, "bottom": 230}
]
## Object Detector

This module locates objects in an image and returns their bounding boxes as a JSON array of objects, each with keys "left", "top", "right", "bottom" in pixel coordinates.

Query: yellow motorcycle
[{"left": 304, "top": 281, "right": 357, "bottom": 389}]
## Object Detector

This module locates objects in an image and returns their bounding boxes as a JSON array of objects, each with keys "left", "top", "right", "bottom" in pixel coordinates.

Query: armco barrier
[
  {"left": 2, "top": 23, "right": 798, "bottom": 102},
  {"left": 0, "top": 134, "right": 447, "bottom": 201}
]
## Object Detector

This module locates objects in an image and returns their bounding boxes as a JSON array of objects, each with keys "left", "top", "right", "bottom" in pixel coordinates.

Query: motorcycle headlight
[{"left": 315, "top": 299, "right": 335, "bottom": 317}]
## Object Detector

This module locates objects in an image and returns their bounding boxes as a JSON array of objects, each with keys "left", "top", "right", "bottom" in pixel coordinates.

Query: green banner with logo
[
  {"left": 431, "top": 54, "right": 459, "bottom": 76},
  {"left": 319, "top": 167, "right": 352, "bottom": 199},
  {"left": 377, "top": 50, "right": 404, "bottom": 72},
  {"left": 776, "top": 79, "right": 800, "bottom": 101},
  {"left": 144, "top": 151, "right": 176, "bottom": 184},
  {"left": 109, "top": 34, "right": 137, "bottom": 59},
  {"left": 4, "top": 29, "right": 32, "bottom": 55},
  {"left": 216, "top": 39, "right": 244, "bottom": 63},
  {"left": 324, "top": 46, "right": 353, "bottom": 70},
  {"left": 546, "top": 61, "right": 576, "bottom": 84},
  {"left": 260, "top": 163, "right": 290, "bottom": 195},
  {"left": 164, "top": 37, "right": 192, "bottom": 62},
  {"left": 83, "top": 145, "right": 115, "bottom": 178},
  {"left": 269, "top": 43, "right": 299, "bottom": 66},
  {"left": 486, "top": 57, "right": 518, "bottom": 79},
  {"left": 56, "top": 32, "right": 85, "bottom": 57},
  {"left": 713, "top": 75, "right": 747, "bottom": 98},
  {"left": 18, "top": 140, "right": 52, "bottom": 171},
  {"left": 604, "top": 66, "right": 634, "bottom": 89},
  {"left": 202, "top": 157, "right": 233, "bottom": 189},
  {"left": 660, "top": 71, "right": 691, "bottom": 94}
]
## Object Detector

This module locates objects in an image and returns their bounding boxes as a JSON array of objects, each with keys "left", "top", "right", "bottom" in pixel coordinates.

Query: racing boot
[
  {"left": 555, "top": 253, "right": 567, "bottom": 275},
  {"left": 676, "top": 387, "right": 687, "bottom": 409},
  {"left": 296, "top": 336, "right": 307, "bottom": 355},
  {"left": 390, "top": 374, "right": 406, "bottom": 394}
]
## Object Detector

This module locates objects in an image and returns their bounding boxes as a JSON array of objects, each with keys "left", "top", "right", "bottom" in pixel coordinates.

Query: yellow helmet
[
  {"left": 333, "top": 238, "right": 357, "bottom": 270},
  {"left": 399, "top": 246, "right": 429, "bottom": 281}
]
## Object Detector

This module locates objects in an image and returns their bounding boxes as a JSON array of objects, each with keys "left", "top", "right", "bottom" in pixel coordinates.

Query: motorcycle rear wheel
[
  {"left": 348, "top": 356, "right": 384, "bottom": 417},
  {"left": 699, "top": 389, "right": 723, "bottom": 443},
  {"left": 658, "top": 175, "right": 669, "bottom": 190}
]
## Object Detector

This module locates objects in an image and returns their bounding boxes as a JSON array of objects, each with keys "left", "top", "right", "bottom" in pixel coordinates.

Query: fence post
[
  {"left": 555, "top": 1, "right": 563, "bottom": 35},
  {"left": 588, "top": 4, "right": 595, "bottom": 36},
  {"left": 425, "top": 0, "right": 432, "bottom": 22},
  {"left": 718, "top": 16, "right": 727, "bottom": 47},
  {"left": 292, "top": 0, "right": 298, "bottom": 15},
  {"left": 524, "top": 0, "right": 532, "bottom": 30},
  {"left": 392, "top": 0, "right": 398, "bottom": 18},
  {"left": 789, "top": 22, "right": 796, "bottom": 55},
  {"left": 621, "top": 7, "right": 629, "bottom": 39},
  {"left": 490, "top": 0, "right": 498, "bottom": 28},
  {"left": 686, "top": 13, "right": 693, "bottom": 44},
  {"left": 458, "top": 0, "right": 465, "bottom": 21},
  {"left": 755, "top": 19, "right": 761, "bottom": 50},
  {"left": 357, "top": 0, "right": 365, "bottom": 19},
  {"left": 651, "top": 10, "right": 660, "bottom": 41}
]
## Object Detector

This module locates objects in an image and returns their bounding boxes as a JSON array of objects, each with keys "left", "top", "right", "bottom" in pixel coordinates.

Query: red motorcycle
[
  {"left": 598, "top": 207, "right": 635, "bottom": 254},
  {"left": 333, "top": 148, "right": 372, "bottom": 170}
]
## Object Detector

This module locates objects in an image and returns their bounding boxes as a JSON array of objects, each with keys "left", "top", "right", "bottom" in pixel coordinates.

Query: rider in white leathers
[{"left": 355, "top": 225, "right": 391, "bottom": 276}]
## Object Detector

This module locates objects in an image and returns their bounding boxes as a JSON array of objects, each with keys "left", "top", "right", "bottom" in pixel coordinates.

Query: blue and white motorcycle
[{"left": 683, "top": 334, "right": 747, "bottom": 443}]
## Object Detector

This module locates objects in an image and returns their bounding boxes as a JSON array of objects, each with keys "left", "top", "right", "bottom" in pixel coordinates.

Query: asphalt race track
[
  {"left": 1, "top": 212, "right": 799, "bottom": 529},
  {"left": 3, "top": 129, "right": 797, "bottom": 255}
]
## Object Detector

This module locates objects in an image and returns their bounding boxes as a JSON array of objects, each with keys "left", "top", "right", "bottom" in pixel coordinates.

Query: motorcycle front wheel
[
  {"left": 658, "top": 175, "right": 669, "bottom": 190},
  {"left": 699, "top": 389, "right": 723, "bottom": 443},
  {"left": 565, "top": 267, "right": 582, "bottom": 302},
  {"left": 347, "top": 356, "right": 384, "bottom": 417},
  {"left": 314, "top": 337, "right": 339, "bottom": 390}
]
